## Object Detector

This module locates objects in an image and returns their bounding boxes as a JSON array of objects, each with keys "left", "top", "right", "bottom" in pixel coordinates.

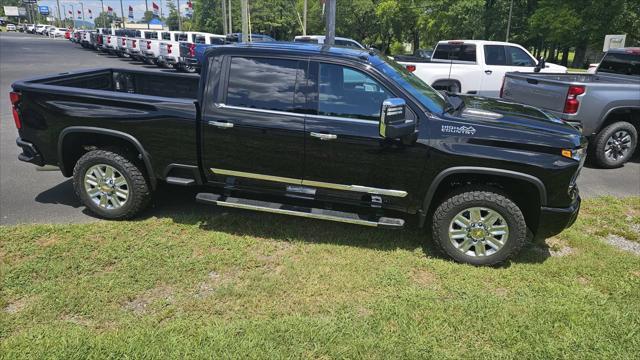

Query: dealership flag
[
  {"left": 128, "top": 5, "right": 134, "bottom": 19},
  {"left": 68, "top": 9, "right": 72, "bottom": 17},
  {"left": 152, "top": 2, "right": 159, "bottom": 16},
  {"left": 88, "top": 9, "right": 92, "bottom": 19},
  {"left": 107, "top": 6, "right": 113, "bottom": 16},
  {"left": 186, "top": 0, "right": 193, "bottom": 17},
  {"left": 77, "top": 9, "right": 81, "bottom": 19}
]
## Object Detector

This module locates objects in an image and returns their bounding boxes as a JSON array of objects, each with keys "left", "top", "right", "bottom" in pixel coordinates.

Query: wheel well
[
  {"left": 431, "top": 79, "right": 461, "bottom": 93},
  {"left": 598, "top": 108, "right": 640, "bottom": 134},
  {"left": 59, "top": 132, "right": 152, "bottom": 186},
  {"left": 425, "top": 173, "right": 542, "bottom": 231}
]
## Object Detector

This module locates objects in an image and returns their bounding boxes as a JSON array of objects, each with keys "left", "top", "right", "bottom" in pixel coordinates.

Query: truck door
[
  {"left": 302, "top": 61, "right": 427, "bottom": 210},
  {"left": 481, "top": 44, "right": 510, "bottom": 97},
  {"left": 201, "top": 56, "right": 307, "bottom": 192}
]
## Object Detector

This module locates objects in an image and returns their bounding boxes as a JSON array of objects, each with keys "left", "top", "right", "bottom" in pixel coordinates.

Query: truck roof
[
  {"left": 207, "top": 41, "right": 381, "bottom": 65},
  {"left": 606, "top": 47, "right": 640, "bottom": 54},
  {"left": 437, "top": 40, "right": 523, "bottom": 46}
]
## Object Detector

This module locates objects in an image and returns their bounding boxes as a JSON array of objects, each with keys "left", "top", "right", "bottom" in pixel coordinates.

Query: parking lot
[{"left": 1, "top": 31, "right": 639, "bottom": 225}]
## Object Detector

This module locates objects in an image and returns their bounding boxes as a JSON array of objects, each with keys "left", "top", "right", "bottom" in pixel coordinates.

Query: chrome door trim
[
  {"left": 210, "top": 168, "right": 408, "bottom": 198},
  {"left": 208, "top": 120, "right": 234, "bottom": 129},
  {"left": 309, "top": 132, "right": 338, "bottom": 141},
  {"left": 213, "top": 103, "right": 379, "bottom": 125}
]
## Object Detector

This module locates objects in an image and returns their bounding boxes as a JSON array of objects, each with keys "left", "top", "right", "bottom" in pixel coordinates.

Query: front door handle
[
  {"left": 485, "top": 70, "right": 493, "bottom": 75},
  {"left": 208, "top": 120, "right": 234, "bottom": 129},
  {"left": 310, "top": 132, "right": 337, "bottom": 141}
]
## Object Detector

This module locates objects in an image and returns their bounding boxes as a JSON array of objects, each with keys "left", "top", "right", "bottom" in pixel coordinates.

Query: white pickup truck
[{"left": 397, "top": 40, "right": 567, "bottom": 97}]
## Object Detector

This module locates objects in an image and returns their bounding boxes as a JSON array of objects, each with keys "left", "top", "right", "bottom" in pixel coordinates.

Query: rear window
[
  {"left": 210, "top": 37, "right": 226, "bottom": 45},
  {"left": 162, "top": 32, "right": 171, "bottom": 40},
  {"left": 295, "top": 37, "right": 319, "bottom": 44},
  {"left": 193, "top": 35, "right": 206, "bottom": 44},
  {"left": 598, "top": 52, "right": 640, "bottom": 76},
  {"left": 176, "top": 33, "right": 188, "bottom": 41},
  {"left": 433, "top": 44, "right": 476, "bottom": 62},
  {"left": 144, "top": 32, "right": 158, "bottom": 40}
]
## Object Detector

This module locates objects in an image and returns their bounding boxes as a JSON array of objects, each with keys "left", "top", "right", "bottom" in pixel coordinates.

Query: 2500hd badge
[{"left": 11, "top": 43, "right": 585, "bottom": 265}]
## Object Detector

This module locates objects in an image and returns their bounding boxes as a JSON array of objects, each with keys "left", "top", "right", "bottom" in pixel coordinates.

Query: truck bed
[{"left": 21, "top": 68, "right": 199, "bottom": 99}]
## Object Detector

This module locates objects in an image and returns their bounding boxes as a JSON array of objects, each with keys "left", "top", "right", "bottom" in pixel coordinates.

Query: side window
[
  {"left": 484, "top": 45, "right": 507, "bottom": 66},
  {"left": 317, "top": 63, "right": 393, "bottom": 121},
  {"left": 226, "top": 57, "right": 300, "bottom": 112},
  {"left": 506, "top": 46, "right": 535, "bottom": 66}
]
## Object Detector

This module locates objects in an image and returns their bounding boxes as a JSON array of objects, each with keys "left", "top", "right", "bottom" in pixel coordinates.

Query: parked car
[
  {"left": 125, "top": 30, "right": 145, "bottom": 60},
  {"left": 294, "top": 35, "right": 364, "bottom": 49},
  {"left": 501, "top": 47, "right": 640, "bottom": 168},
  {"left": 50, "top": 27, "right": 67, "bottom": 38},
  {"left": 158, "top": 31, "right": 189, "bottom": 68},
  {"left": 397, "top": 40, "right": 567, "bottom": 97},
  {"left": 141, "top": 30, "right": 172, "bottom": 64},
  {"left": 34, "top": 25, "right": 47, "bottom": 34},
  {"left": 11, "top": 42, "right": 585, "bottom": 266},
  {"left": 181, "top": 33, "right": 274, "bottom": 73},
  {"left": 114, "top": 29, "right": 139, "bottom": 57},
  {"left": 6, "top": 24, "right": 17, "bottom": 31},
  {"left": 177, "top": 33, "right": 227, "bottom": 72}
]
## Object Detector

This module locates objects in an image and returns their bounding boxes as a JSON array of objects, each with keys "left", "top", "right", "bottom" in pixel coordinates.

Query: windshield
[
  {"left": 598, "top": 52, "right": 640, "bottom": 76},
  {"left": 376, "top": 58, "right": 447, "bottom": 114}
]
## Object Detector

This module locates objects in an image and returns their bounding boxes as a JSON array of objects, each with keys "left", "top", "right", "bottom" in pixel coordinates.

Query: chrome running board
[{"left": 195, "top": 193, "right": 404, "bottom": 229}]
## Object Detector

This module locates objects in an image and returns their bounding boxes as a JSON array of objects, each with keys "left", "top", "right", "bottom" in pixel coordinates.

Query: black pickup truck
[{"left": 11, "top": 43, "right": 585, "bottom": 265}]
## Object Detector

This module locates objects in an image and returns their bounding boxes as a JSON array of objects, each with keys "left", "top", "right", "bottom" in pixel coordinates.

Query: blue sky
[{"left": 35, "top": 0, "right": 190, "bottom": 22}]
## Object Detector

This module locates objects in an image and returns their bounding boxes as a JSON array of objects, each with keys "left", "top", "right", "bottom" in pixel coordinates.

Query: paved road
[{"left": 1, "top": 32, "right": 639, "bottom": 225}]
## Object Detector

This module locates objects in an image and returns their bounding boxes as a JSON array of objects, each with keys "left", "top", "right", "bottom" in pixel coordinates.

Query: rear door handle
[
  {"left": 310, "top": 132, "right": 337, "bottom": 141},
  {"left": 485, "top": 70, "right": 493, "bottom": 75},
  {"left": 208, "top": 121, "right": 234, "bottom": 129}
]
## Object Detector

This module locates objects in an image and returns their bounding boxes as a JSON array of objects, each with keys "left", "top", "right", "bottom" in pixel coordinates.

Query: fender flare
[
  {"left": 58, "top": 126, "right": 157, "bottom": 189},
  {"left": 419, "top": 166, "right": 547, "bottom": 227}
]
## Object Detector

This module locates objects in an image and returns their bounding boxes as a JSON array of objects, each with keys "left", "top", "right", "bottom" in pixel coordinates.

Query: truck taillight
[
  {"left": 10, "top": 91, "right": 22, "bottom": 130},
  {"left": 167, "top": 44, "right": 172, "bottom": 54},
  {"left": 147, "top": 41, "right": 151, "bottom": 49},
  {"left": 122, "top": 38, "right": 126, "bottom": 45},
  {"left": 563, "top": 86, "right": 585, "bottom": 114},
  {"left": 189, "top": 43, "right": 196, "bottom": 57},
  {"left": 132, "top": 40, "right": 137, "bottom": 47},
  {"left": 405, "top": 64, "right": 416, "bottom": 72},
  {"left": 107, "top": 36, "right": 111, "bottom": 44}
]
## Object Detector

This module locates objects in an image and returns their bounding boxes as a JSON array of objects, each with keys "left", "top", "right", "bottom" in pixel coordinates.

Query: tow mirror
[
  {"left": 379, "top": 98, "right": 415, "bottom": 139},
  {"left": 534, "top": 57, "right": 546, "bottom": 73}
]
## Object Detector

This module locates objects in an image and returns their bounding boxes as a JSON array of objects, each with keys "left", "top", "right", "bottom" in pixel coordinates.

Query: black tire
[
  {"left": 592, "top": 121, "right": 637, "bottom": 168},
  {"left": 73, "top": 149, "right": 151, "bottom": 220},
  {"left": 432, "top": 188, "right": 527, "bottom": 266}
]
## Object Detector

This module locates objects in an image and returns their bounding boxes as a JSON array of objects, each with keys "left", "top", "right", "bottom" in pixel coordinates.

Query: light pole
[
  {"left": 324, "top": 0, "right": 336, "bottom": 45},
  {"left": 506, "top": 0, "right": 514, "bottom": 42},
  {"left": 79, "top": 1, "right": 85, "bottom": 26},
  {"left": 120, "top": 0, "right": 125, "bottom": 27},
  {"left": 177, "top": 0, "right": 182, "bottom": 31},
  {"left": 56, "top": 0, "right": 62, "bottom": 27},
  {"left": 221, "top": 0, "right": 228, "bottom": 34},
  {"left": 100, "top": 0, "right": 106, "bottom": 28},
  {"left": 144, "top": 0, "right": 150, "bottom": 29}
]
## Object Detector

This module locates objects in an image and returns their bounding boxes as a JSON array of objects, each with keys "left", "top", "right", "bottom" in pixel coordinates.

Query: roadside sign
[
  {"left": 38, "top": 6, "right": 50, "bottom": 15},
  {"left": 21, "top": 0, "right": 37, "bottom": 4},
  {"left": 603, "top": 35, "right": 626, "bottom": 52},
  {"left": 3, "top": 6, "right": 20, "bottom": 16}
]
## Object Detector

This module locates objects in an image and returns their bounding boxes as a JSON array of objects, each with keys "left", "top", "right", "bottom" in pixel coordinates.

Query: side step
[
  {"left": 196, "top": 193, "right": 404, "bottom": 229},
  {"left": 166, "top": 176, "right": 196, "bottom": 186}
]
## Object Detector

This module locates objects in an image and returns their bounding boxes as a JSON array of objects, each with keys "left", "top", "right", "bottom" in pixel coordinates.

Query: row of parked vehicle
[{"left": 70, "top": 27, "right": 366, "bottom": 74}]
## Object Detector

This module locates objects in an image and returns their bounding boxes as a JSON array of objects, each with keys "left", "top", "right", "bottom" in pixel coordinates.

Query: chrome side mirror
[{"left": 379, "top": 98, "right": 415, "bottom": 139}]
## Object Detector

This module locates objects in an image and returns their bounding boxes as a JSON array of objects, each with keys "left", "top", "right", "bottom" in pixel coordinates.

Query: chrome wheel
[
  {"left": 449, "top": 207, "right": 509, "bottom": 257},
  {"left": 84, "top": 164, "right": 129, "bottom": 210},
  {"left": 604, "top": 130, "right": 632, "bottom": 161}
]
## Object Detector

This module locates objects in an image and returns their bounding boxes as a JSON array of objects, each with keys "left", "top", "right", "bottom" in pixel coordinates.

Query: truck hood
[
  {"left": 442, "top": 95, "right": 583, "bottom": 149},
  {"left": 541, "top": 62, "right": 568, "bottom": 73}
]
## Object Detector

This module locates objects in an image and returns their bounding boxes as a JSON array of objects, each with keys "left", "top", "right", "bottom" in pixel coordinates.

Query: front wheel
[
  {"left": 73, "top": 150, "right": 151, "bottom": 219},
  {"left": 432, "top": 188, "right": 527, "bottom": 266},
  {"left": 592, "top": 121, "right": 637, "bottom": 168}
]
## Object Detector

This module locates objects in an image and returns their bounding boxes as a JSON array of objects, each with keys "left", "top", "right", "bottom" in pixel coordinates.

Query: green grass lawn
[{"left": 2, "top": 196, "right": 639, "bottom": 359}]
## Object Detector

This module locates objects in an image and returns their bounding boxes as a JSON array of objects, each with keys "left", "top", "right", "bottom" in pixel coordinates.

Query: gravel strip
[{"left": 604, "top": 235, "right": 640, "bottom": 256}]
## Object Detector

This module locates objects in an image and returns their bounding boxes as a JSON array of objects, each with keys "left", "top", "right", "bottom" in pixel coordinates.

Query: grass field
[{"left": 1, "top": 196, "right": 639, "bottom": 359}]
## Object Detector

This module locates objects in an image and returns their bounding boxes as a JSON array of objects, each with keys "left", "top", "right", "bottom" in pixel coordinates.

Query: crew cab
[
  {"left": 11, "top": 43, "right": 584, "bottom": 266},
  {"left": 501, "top": 47, "right": 640, "bottom": 168},
  {"left": 398, "top": 40, "right": 567, "bottom": 97}
]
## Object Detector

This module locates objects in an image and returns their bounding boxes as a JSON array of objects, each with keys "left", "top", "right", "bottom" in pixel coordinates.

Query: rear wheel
[
  {"left": 432, "top": 188, "right": 527, "bottom": 266},
  {"left": 593, "top": 121, "right": 637, "bottom": 168},
  {"left": 73, "top": 150, "right": 151, "bottom": 219}
]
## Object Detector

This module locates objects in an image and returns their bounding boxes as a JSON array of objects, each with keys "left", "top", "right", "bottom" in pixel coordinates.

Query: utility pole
[
  {"left": 100, "top": 0, "right": 105, "bottom": 28},
  {"left": 80, "top": 2, "right": 85, "bottom": 23},
  {"left": 303, "top": 0, "right": 307, "bottom": 36},
  {"left": 144, "top": 0, "right": 150, "bottom": 29},
  {"left": 70, "top": 4, "right": 74, "bottom": 27},
  {"left": 506, "top": 0, "right": 513, "bottom": 42},
  {"left": 221, "top": 0, "right": 228, "bottom": 34},
  {"left": 228, "top": 0, "right": 232, "bottom": 34},
  {"left": 177, "top": 0, "right": 182, "bottom": 31},
  {"left": 240, "top": 0, "right": 248, "bottom": 42},
  {"left": 119, "top": 0, "right": 125, "bottom": 27},
  {"left": 56, "top": 0, "right": 62, "bottom": 27},
  {"left": 324, "top": 0, "right": 336, "bottom": 45}
]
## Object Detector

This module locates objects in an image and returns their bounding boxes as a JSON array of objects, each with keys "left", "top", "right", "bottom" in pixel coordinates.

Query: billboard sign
[
  {"left": 38, "top": 5, "right": 50, "bottom": 15},
  {"left": 603, "top": 35, "right": 626, "bottom": 52},
  {"left": 3, "top": 6, "right": 19, "bottom": 16}
]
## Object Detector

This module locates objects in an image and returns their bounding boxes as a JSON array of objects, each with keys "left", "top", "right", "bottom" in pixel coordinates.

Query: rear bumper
[
  {"left": 16, "top": 137, "right": 44, "bottom": 166},
  {"left": 534, "top": 196, "right": 581, "bottom": 241}
]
